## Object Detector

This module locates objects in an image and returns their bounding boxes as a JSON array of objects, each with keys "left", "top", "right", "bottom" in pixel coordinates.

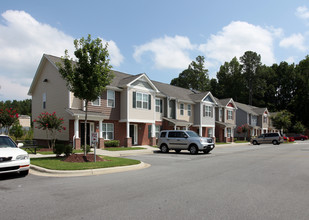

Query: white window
[
  {"left": 180, "top": 103, "right": 184, "bottom": 115},
  {"left": 92, "top": 96, "right": 101, "bottom": 106},
  {"left": 136, "top": 92, "right": 149, "bottom": 109},
  {"left": 155, "top": 125, "right": 161, "bottom": 138},
  {"left": 155, "top": 99, "right": 162, "bottom": 113},
  {"left": 227, "top": 128, "right": 231, "bottom": 137},
  {"left": 188, "top": 104, "right": 191, "bottom": 116},
  {"left": 107, "top": 90, "right": 115, "bottom": 108},
  {"left": 143, "top": 93, "right": 148, "bottom": 109},
  {"left": 136, "top": 93, "right": 142, "bottom": 108},
  {"left": 228, "top": 110, "right": 233, "bottom": 120},
  {"left": 205, "top": 106, "right": 211, "bottom": 117},
  {"left": 42, "top": 93, "right": 46, "bottom": 109},
  {"left": 102, "top": 123, "right": 114, "bottom": 140},
  {"left": 263, "top": 115, "right": 267, "bottom": 123},
  {"left": 219, "top": 108, "right": 223, "bottom": 121},
  {"left": 208, "top": 128, "right": 213, "bottom": 137}
]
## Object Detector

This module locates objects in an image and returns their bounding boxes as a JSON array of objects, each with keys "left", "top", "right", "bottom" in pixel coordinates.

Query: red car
[{"left": 290, "top": 134, "right": 308, "bottom": 141}]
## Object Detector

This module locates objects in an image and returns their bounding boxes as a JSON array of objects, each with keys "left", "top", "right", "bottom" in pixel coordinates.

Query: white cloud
[
  {"left": 133, "top": 35, "right": 196, "bottom": 69},
  {"left": 296, "top": 6, "right": 309, "bottom": 21},
  {"left": 100, "top": 39, "right": 124, "bottom": 67},
  {"left": 279, "top": 33, "right": 307, "bottom": 51},
  {"left": 199, "top": 21, "right": 276, "bottom": 66},
  {"left": 0, "top": 10, "right": 124, "bottom": 101},
  {"left": 0, "top": 75, "right": 30, "bottom": 100}
]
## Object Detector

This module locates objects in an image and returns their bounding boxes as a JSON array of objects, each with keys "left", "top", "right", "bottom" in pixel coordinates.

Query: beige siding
[
  {"left": 120, "top": 88, "right": 128, "bottom": 120},
  {"left": 177, "top": 102, "right": 194, "bottom": 123},
  {"left": 128, "top": 89, "right": 155, "bottom": 122},
  {"left": 32, "top": 60, "right": 71, "bottom": 141},
  {"left": 70, "top": 92, "right": 82, "bottom": 109}
]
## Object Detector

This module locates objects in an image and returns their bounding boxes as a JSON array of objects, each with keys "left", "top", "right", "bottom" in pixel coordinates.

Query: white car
[{"left": 0, "top": 135, "right": 30, "bottom": 176}]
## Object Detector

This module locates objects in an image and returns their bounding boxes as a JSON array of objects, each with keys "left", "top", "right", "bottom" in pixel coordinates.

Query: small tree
[
  {"left": 0, "top": 108, "right": 19, "bottom": 135},
  {"left": 271, "top": 110, "right": 292, "bottom": 134},
  {"left": 57, "top": 34, "right": 113, "bottom": 156},
  {"left": 293, "top": 121, "right": 306, "bottom": 134},
  {"left": 10, "top": 121, "right": 24, "bottom": 140},
  {"left": 34, "top": 112, "right": 66, "bottom": 149},
  {"left": 236, "top": 124, "right": 250, "bottom": 141}
]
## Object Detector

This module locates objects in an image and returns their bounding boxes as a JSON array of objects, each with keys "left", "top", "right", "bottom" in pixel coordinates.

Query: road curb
[{"left": 30, "top": 162, "right": 151, "bottom": 177}]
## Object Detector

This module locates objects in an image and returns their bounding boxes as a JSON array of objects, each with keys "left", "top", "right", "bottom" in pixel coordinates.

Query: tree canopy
[
  {"left": 171, "top": 56, "right": 211, "bottom": 92},
  {"left": 57, "top": 34, "right": 113, "bottom": 155}
]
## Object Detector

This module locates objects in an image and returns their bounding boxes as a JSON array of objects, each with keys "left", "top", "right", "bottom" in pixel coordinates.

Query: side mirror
[
  {"left": 183, "top": 134, "right": 188, "bottom": 138},
  {"left": 17, "top": 143, "right": 24, "bottom": 148}
]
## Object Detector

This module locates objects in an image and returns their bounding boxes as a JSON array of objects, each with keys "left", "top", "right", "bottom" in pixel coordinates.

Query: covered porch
[{"left": 215, "top": 121, "right": 236, "bottom": 142}]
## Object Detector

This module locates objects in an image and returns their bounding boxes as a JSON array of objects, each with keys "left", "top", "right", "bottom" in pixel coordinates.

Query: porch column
[
  {"left": 74, "top": 117, "right": 80, "bottom": 149},
  {"left": 174, "top": 124, "right": 176, "bottom": 130},
  {"left": 150, "top": 123, "right": 156, "bottom": 146},
  {"left": 126, "top": 121, "right": 132, "bottom": 147},
  {"left": 74, "top": 117, "right": 79, "bottom": 138},
  {"left": 199, "top": 125, "right": 202, "bottom": 136},
  {"left": 99, "top": 120, "right": 103, "bottom": 138},
  {"left": 98, "top": 119, "right": 104, "bottom": 149}
]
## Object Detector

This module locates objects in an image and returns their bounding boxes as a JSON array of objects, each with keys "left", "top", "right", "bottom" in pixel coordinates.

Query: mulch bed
[{"left": 63, "top": 154, "right": 108, "bottom": 163}]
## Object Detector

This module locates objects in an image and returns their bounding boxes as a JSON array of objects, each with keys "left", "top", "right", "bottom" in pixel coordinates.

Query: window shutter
[
  {"left": 133, "top": 92, "right": 136, "bottom": 108},
  {"left": 160, "top": 100, "right": 163, "bottom": 113},
  {"left": 148, "top": 94, "right": 151, "bottom": 110},
  {"left": 203, "top": 105, "right": 206, "bottom": 117}
]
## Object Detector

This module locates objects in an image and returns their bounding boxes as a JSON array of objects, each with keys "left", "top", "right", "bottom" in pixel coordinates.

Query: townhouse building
[
  {"left": 234, "top": 102, "right": 270, "bottom": 139},
  {"left": 28, "top": 54, "right": 218, "bottom": 149},
  {"left": 214, "top": 98, "right": 237, "bottom": 142}
]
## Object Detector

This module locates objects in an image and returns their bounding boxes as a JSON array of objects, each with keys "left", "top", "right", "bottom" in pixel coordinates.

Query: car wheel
[
  {"left": 160, "top": 144, "right": 169, "bottom": 153},
  {"left": 189, "top": 145, "right": 198, "bottom": 155},
  {"left": 301, "top": 138, "right": 304, "bottom": 141},
  {"left": 20, "top": 170, "right": 29, "bottom": 176},
  {"left": 175, "top": 149, "right": 181, "bottom": 153},
  {"left": 272, "top": 140, "right": 279, "bottom": 145},
  {"left": 252, "top": 140, "right": 258, "bottom": 145},
  {"left": 203, "top": 149, "right": 211, "bottom": 154}
]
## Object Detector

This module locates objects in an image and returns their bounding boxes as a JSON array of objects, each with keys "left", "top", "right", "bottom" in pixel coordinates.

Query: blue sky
[{"left": 0, "top": 0, "right": 308, "bottom": 100}]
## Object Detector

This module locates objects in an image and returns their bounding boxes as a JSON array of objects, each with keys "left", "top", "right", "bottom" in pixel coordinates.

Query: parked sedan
[
  {"left": 0, "top": 135, "right": 30, "bottom": 176},
  {"left": 291, "top": 134, "right": 308, "bottom": 141}
]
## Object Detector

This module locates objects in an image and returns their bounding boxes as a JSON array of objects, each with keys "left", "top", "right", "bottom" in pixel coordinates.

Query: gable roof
[
  {"left": 29, "top": 54, "right": 217, "bottom": 104},
  {"left": 235, "top": 101, "right": 268, "bottom": 115}
]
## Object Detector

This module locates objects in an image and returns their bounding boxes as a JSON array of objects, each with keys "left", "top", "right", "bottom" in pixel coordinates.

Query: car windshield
[
  {"left": 0, "top": 136, "right": 17, "bottom": 148},
  {"left": 185, "top": 131, "right": 200, "bottom": 137}
]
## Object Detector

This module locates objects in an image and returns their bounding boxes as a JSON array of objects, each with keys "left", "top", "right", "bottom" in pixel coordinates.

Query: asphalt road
[{"left": 1, "top": 141, "right": 309, "bottom": 220}]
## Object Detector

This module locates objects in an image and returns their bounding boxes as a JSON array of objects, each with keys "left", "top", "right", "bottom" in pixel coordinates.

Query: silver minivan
[
  {"left": 251, "top": 133, "right": 283, "bottom": 145},
  {"left": 157, "top": 130, "right": 215, "bottom": 154}
]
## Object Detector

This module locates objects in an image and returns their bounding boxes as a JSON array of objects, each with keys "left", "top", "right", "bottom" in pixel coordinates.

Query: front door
[
  {"left": 130, "top": 124, "right": 138, "bottom": 145},
  {"left": 81, "top": 122, "right": 95, "bottom": 146}
]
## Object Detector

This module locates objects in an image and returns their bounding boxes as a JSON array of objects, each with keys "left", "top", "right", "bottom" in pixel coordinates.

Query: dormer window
[{"left": 133, "top": 92, "right": 151, "bottom": 110}]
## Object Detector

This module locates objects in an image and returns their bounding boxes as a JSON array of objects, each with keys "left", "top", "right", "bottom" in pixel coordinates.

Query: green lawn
[
  {"left": 104, "top": 147, "right": 146, "bottom": 151},
  {"left": 30, "top": 156, "right": 141, "bottom": 170}
]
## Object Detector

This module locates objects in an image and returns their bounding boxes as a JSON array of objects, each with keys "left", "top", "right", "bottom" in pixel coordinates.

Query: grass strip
[{"left": 30, "top": 156, "right": 140, "bottom": 170}]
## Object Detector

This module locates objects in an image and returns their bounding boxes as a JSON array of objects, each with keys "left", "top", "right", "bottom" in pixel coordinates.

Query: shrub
[
  {"left": 81, "top": 145, "right": 91, "bottom": 154},
  {"left": 53, "top": 144, "right": 73, "bottom": 157},
  {"left": 10, "top": 122, "right": 24, "bottom": 139},
  {"left": 104, "top": 140, "right": 120, "bottom": 147}
]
